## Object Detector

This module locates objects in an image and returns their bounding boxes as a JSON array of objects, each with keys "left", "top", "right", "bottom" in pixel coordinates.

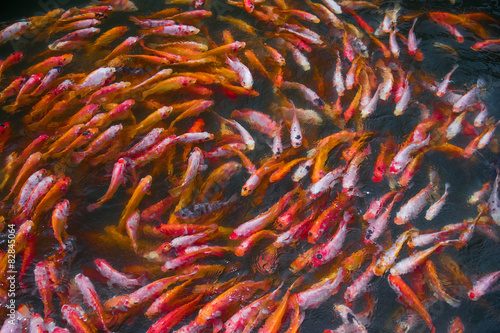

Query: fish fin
[
  {"left": 169, "top": 185, "right": 183, "bottom": 198},
  {"left": 137, "top": 273, "right": 149, "bottom": 286},
  {"left": 3, "top": 104, "right": 16, "bottom": 113},
  {"left": 87, "top": 203, "right": 101, "bottom": 212}
]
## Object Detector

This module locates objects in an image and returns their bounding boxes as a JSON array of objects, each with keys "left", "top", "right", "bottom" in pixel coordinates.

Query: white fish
[
  {"left": 390, "top": 135, "right": 430, "bottom": 174},
  {"left": 394, "top": 76, "right": 411, "bottom": 116},
  {"left": 333, "top": 51, "right": 345, "bottom": 97},
  {"left": 322, "top": 0, "right": 342, "bottom": 14},
  {"left": 395, "top": 171, "right": 437, "bottom": 225},
  {"left": 488, "top": 170, "right": 500, "bottom": 224},
  {"left": 436, "top": 64, "right": 458, "bottom": 97},
  {"left": 290, "top": 106, "right": 303, "bottom": 148},
  {"left": 446, "top": 112, "right": 466, "bottom": 140},
  {"left": 226, "top": 56, "right": 253, "bottom": 90},
  {"left": 474, "top": 102, "right": 488, "bottom": 127},
  {"left": 425, "top": 183, "right": 450, "bottom": 220},
  {"left": 361, "top": 84, "right": 382, "bottom": 118},
  {"left": 78, "top": 67, "right": 116, "bottom": 90},
  {"left": 453, "top": 79, "right": 485, "bottom": 112}
]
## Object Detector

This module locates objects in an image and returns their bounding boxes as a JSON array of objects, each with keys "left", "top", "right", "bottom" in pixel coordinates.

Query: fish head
[{"left": 390, "top": 161, "right": 402, "bottom": 174}]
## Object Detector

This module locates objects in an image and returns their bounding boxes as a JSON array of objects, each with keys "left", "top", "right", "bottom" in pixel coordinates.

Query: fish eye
[
  {"left": 347, "top": 313, "right": 355, "bottom": 323},
  {"left": 296, "top": 135, "right": 301, "bottom": 140}
]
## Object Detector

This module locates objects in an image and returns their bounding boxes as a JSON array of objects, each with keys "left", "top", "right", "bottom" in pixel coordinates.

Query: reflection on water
[{"left": 0, "top": 0, "right": 500, "bottom": 332}]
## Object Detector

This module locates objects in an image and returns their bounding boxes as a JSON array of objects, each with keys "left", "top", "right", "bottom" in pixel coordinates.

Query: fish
[
  {"left": 312, "top": 211, "right": 351, "bottom": 266},
  {"left": 425, "top": 183, "right": 450, "bottom": 220},
  {"left": 296, "top": 267, "right": 345, "bottom": 310},
  {"left": 195, "top": 280, "right": 270, "bottom": 325},
  {"left": 0, "top": 21, "right": 32, "bottom": 46},
  {"left": 390, "top": 135, "right": 430, "bottom": 175},
  {"left": 388, "top": 274, "right": 435, "bottom": 333},
  {"left": 469, "top": 270, "right": 500, "bottom": 300},
  {"left": 94, "top": 259, "right": 147, "bottom": 288},
  {"left": 51, "top": 199, "right": 70, "bottom": 248},
  {"left": 118, "top": 175, "right": 152, "bottom": 231},
  {"left": 436, "top": 64, "right": 459, "bottom": 97},
  {"left": 75, "top": 274, "right": 109, "bottom": 332}
]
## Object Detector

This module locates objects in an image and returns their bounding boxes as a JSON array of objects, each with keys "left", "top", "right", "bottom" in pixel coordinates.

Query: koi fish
[
  {"left": 75, "top": 273, "right": 109, "bottom": 332},
  {"left": 436, "top": 64, "right": 459, "bottom": 97},
  {"left": 175, "top": 194, "right": 238, "bottom": 220},
  {"left": 0, "top": 21, "right": 31, "bottom": 46},
  {"left": 296, "top": 267, "right": 345, "bottom": 310},
  {"left": 94, "top": 259, "right": 147, "bottom": 288},
  {"left": 195, "top": 280, "right": 271, "bottom": 325},
  {"left": 312, "top": 211, "right": 351, "bottom": 266},
  {"left": 390, "top": 241, "right": 454, "bottom": 276},
  {"left": 390, "top": 135, "right": 430, "bottom": 174},
  {"left": 388, "top": 275, "right": 435, "bottom": 333},
  {"left": 425, "top": 183, "right": 450, "bottom": 220}
]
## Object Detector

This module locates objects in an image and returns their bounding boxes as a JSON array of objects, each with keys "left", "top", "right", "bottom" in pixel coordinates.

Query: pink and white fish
[
  {"left": 308, "top": 167, "right": 343, "bottom": 199},
  {"left": 436, "top": 64, "right": 458, "bottom": 97},
  {"left": 487, "top": 170, "right": 500, "bottom": 224},
  {"left": 123, "top": 128, "right": 164, "bottom": 157},
  {"left": 322, "top": 0, "right": 342, "bottom": 14},
  {"left": 407, "top": 18, "right": 419, "bottom": 55},
  {"left": 394, "top": 171, "right": 437, "bottom": 225},
  {"left": 226, "top": 56, "right": 253, "bottom": 90},
  {"left": 77, "top": 67, "right": 116, "bottom": 90},
  {"left": 425, "top": 183, "right": 450, "bottom": 220},
  {"left": 344, "top": 262, "right": 376, "bottom": 304},
  {"left": 0, "top": 21, "right": 31, "bottom": 46},
  {"left": 389, "top": 26, "right": 400, "bottom": 58},
  {"left": 453, "top": 79, "right": 484, "bottom": 113},
  {"left": 469, "top": 270, "right": 500, "bottom": 300},
  {"left": 12, "top": 169, "right": 47, "bottom": 213},
  {"left": 312, "top": 211, "right": 351, "bottom": 266},
  {"left": 75, "top": 273, "right": 109, "bottom": 332},
  {"left": 365, "top": 193, "right": 403, "bottom": 243},
  {"left": 290, "top": 106, "right": 303, "bottom": 148},
  {"left": 446, "top": 112, "right": 466, "bottom": 140},
  {"left": 477, "top": 121, "right": 500, "bottom": 150},
  {"left": 394, "top": 75, "right": 411, "bottom": 116},
  {"left": 139, "top": 24, "right": 200, "bottom": 37},
  {"left": 390, "top": 135, "right": 430, "bottom": 174},
  {"left": 360, "top": 84, "right": 382, "bottom": 118},
  {"left": 474, "top": 102, "right": 488, "bottom": 127},
  {"left": 333, "top": 51, "right": 345, "bottom": 96},
  {"left": 95, "top": 259, "right": 147, "bottom": 288},
  {"left": 296, "top": 267, "right": 345, "bottom": 310}
]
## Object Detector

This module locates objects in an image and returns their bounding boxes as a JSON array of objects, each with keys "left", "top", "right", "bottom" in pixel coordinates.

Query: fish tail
[
  {"left": 87, "top": 202, "right": 101, "bottom": 212},
  {"left": 169, "top": 185, "right": 183, "bottom": 198},
  {"left": 444, "top": 294, "right": 461, "bottom": 307},
  {"left": 3, "top": 104, "right": 16, "bottom": 113},
  {"left": 137, "top": 273, "right": 149, "bottom": 286}
]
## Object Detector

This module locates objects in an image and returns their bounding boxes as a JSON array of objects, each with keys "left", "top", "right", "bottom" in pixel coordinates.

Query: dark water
[{"left": 1, "top": 0, "right": 500, "bottom": 332}]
